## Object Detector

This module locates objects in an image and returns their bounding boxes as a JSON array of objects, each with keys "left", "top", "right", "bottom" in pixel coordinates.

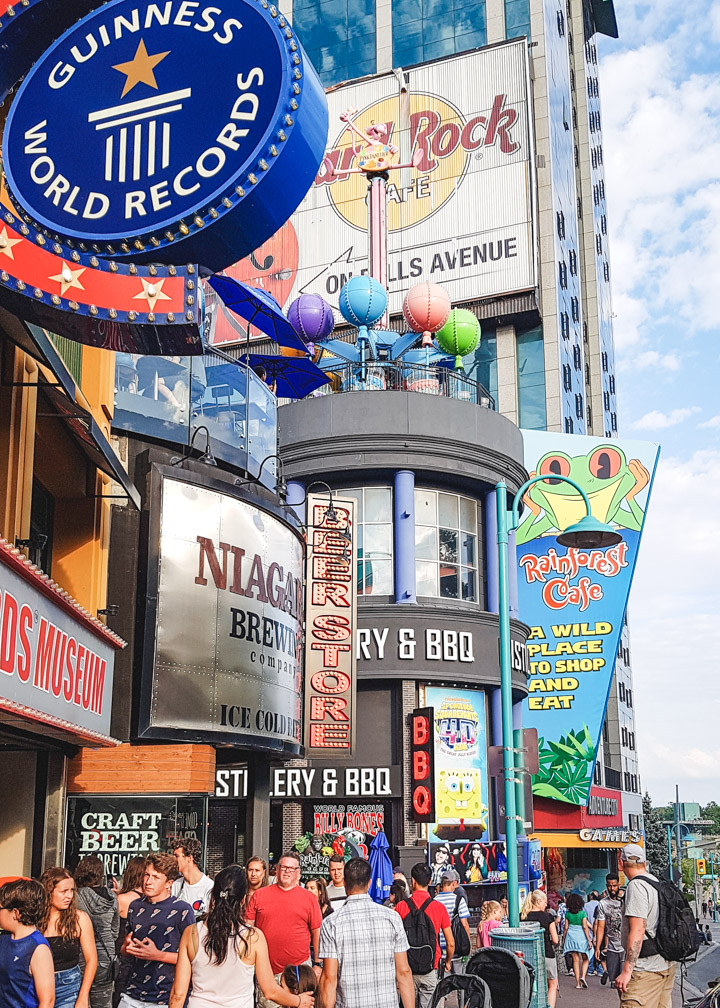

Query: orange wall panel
[{"left": 68, "top": 743, "right": 216, "bottom": 794}]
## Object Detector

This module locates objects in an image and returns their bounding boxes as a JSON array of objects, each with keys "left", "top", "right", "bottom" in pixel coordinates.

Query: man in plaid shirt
[{"left": 318, "top": 858, "right": 415, "bottom": 1008}]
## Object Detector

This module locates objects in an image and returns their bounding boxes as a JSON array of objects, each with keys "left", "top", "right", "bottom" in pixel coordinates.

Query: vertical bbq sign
[{"left": 304, "top": 495, "right": 357, "bottom": 756}]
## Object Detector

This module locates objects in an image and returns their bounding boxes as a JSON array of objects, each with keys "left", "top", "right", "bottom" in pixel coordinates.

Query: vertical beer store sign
[
  {"left": 410, "top": 707, "right": 436, "bottom": 823},
  {"left": 304, "top": 495, "right": 357, "bottom": 755}
]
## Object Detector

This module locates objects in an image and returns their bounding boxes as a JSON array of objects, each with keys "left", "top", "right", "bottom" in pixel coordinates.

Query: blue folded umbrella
[
  {"left": 208, "top": 275, "right": 308, "bottom": 354},
  {"left": 247, "top": 353, "right": 330, "bottom": 400},
  {"left": 369, "top": 829, "right": 394, "bottom": 904}
]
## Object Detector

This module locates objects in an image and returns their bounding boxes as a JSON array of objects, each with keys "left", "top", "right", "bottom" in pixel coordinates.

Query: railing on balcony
[
  {"left": 316, "top": 360, "right": 495, "bottom": 408},
  {"left": 112, "top": 350, "right": 277, "bottom": 483}
]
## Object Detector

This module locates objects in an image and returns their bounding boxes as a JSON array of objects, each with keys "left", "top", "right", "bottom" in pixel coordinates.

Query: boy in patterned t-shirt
[{"left": 120, "top": 853, "right": 193, "bottom": 1008}]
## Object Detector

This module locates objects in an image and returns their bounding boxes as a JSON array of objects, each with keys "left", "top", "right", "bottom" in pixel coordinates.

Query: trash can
[{"left": 491, "top": 923, "right": 548, "bottom": 1008}]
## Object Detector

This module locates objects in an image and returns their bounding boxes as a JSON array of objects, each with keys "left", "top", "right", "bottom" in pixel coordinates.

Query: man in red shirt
[
  {"left": 245, "top": 851, "right": 322, "bottom": 1008},
  {"left": 396, "top": 863, "right": 454, "bottom": 1008}
]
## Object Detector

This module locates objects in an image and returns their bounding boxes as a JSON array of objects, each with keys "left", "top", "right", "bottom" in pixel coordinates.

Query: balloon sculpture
[
  {"left": 435, "top": 308, "right": 481, "bottom": 370},
  {"left": 287, "top": 293, "right": 334, "bottom": 344},
  {"left": 402, "top": 283, "right": 451, "bottom": 349},
  {"left": 338, "top": 275, "right": 388, "bottom": 327}
]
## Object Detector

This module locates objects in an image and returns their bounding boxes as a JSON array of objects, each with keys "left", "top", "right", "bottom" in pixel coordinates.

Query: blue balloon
[{"left": 338, "top": 276, "right": 388, "bottom": 327}]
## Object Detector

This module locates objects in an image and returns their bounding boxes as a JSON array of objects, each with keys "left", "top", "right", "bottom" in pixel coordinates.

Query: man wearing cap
[
  {"left": 434, "top": 872, "right": 471, "bottom": 1005},
  {"left": 616, "top": 844, "right": 674, "bottom": 1008}
]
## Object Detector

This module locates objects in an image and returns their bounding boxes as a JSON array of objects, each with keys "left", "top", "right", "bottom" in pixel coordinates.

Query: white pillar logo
[{"left": 88, "top": 88, "right": 192, "bottom": 183}]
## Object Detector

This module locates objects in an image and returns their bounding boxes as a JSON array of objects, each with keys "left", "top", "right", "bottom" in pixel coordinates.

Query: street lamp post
[{"left": 496, "top": 475, "right": 622, "bottom": 927}]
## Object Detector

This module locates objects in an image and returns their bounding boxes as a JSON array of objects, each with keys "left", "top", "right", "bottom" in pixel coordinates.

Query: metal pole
[
  {"left": 711, "top": 856, "right": 716, "bottom": 922},
  {"left": 667, "top": 825, "right": 673, "bottom": 875},
  {"left": 496, "top": 481, "right": 520, "bottom": 927},
  {"left": 675, "top": 784, "right": 683, "bottom": 883},
  {"left": 368, "top": 173, "right": 389, "bottom": 328}
]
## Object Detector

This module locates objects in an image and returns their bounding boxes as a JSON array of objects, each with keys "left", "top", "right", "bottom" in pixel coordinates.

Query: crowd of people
[{"left": 0, "top": 840, "right": 709, "bottom": 1008}]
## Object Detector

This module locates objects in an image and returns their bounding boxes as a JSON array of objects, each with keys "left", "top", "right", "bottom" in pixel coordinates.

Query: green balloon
[{"left": 435, "top": 309, "right": 481, "bottom": 369}]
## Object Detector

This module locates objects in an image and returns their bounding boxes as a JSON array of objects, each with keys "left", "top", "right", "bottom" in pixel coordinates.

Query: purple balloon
[{"left": 287, "top": 294, "right": 334, "bottom": 344}]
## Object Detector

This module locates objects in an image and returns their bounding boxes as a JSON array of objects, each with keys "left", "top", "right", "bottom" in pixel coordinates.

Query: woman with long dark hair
[
  {"left": 563, "top": 892, "right": 592, "bottom": 989},
  {"left": 169, "top": 865, "right": 313, "bottom": 1008},
  {"left": 41, "top": 867, "right": 97, "bottom": 1008},
  {"left": 305, "top": 879, "right": 332, "bottom": 919},
  {"left": 75, "top": 855, "right": 119, "bottom": 1008},
  {"left": 243, "top": 857, "right": 268, "bottom": 914}
]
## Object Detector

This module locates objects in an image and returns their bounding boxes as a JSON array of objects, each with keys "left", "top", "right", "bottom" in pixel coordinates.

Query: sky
[{"left": 598, "top": 0, "right": 720, "bottom": 806}]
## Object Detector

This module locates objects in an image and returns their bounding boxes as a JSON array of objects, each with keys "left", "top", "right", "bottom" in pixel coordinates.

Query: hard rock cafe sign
[{"left": 0, "top": 0, "right": 327, "bottom": 353}]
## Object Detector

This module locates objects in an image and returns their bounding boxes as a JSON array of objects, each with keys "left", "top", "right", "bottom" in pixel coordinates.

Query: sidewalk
[{"left": 553, "top": 919, "right": 720, "bottom": 1008}]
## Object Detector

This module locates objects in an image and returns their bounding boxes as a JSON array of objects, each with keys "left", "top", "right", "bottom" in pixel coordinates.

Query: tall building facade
[{"left": 284, "top": 0, "right": 642, "bottom": 839}]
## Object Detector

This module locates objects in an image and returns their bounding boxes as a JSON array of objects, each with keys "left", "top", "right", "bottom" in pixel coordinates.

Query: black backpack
[
  {"left": 451, "top": 890, "right": 471, "bottom": 958},
  {"left": 402, "top": 895, "right": 437, "bottom": 975},
  {"left": 430, "top": 973, "right": 491, "bottom": 1008},
  {"left": 635, "top": 876, "right": 702, "bottom": 962}
]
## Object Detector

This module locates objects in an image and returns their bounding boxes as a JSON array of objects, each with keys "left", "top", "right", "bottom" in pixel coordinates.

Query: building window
[
  {"left": 594, "top": 762, "right": 603, "bottom": 785},
  {"left": 295, "top": 0, "right": 377, "bottom": 87},
  {"left": 626, "top": 689, "right": 633, "bottom": 708},
  {"left": 596, "top": 233, "right": 603, "bottom": 255},
  {"left": 340, "top": 487, "right": 393, "bottom": 596},
  {"left": 575, "top": 393, "right": 583, "bottom": 419},
  {"left": 577, "top": 195, "right": 582, "bottom": 219},
  {"left": 29, "top": 478, "right": 54, "bottom": 573},
  {"left": 629, "top": 732, "right": 636, "bottom": 751},
  {"left": 565, "top": 417, "right": 574, "bottom": 433},
  {"left": 504, "top": 0, "right": 530, "bottom": 41},
  {"left": 571, "top": 297, "right": 580, "bottom": 323},
  {"left": 619, "top": 681, "right": 626, "bottom": 702},
  {"left": 563, "top": 363, "right": 572, "bottom": 391},
  {"left": 556, "top": 211, "right": 566, "bottom": 239},
  {"left": 557, "top": 8, "right": 565, "bottom": 35},
  {"left": 393, "top": 0, "right": 490, "bottom": 67},
  {"left": 517, "top": 326, "right": 547, "bottom": 430},
  {"left": 609, "top": 375, "right": 616, "bottom": 394},
  {"left": 603, "top": 261, "right": 610, "bottom": 282},
  {"left": 586, "top": 404, "right": 592, "bottom": 426},
  {"left": 558, "top": 261, "right": 568, "bottom": 289},
  {"left": 601, "top": 351, "right": 608, "bottom": 372},
  {"left": 611, "top": 412, "right": 617, "bottom": 431},
  {"left": 621, "top": 726, "right": 628, "bottom": 746},
  {"left": 573, "top": 344, "right": 581, "bottom": 369},
  {"left": 569, "top": 249, "right": 577, "bottom": 275},
  {"left": 601, "top": 214, "right": 607, "bottom": 235},
  {"left": 560, "top": 312, "right": 570, "bottom": 339},
  {"left": 604, "top": 391, "right": 610, "bottom": 410},
  {"left": 415, "top": 489, "right": 478, "bottom": 602}
]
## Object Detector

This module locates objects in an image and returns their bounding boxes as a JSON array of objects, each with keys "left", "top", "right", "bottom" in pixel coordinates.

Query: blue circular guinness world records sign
[{"left": 3, "top": 0, "right": 328, "bottom": 272}]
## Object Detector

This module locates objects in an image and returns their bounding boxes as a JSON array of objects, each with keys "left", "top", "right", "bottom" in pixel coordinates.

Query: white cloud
[
  {"left": 600, "top": 36, "right": 720, "bottom": 369},
  {"left": 625, "top": 350, "right": 682, "bottom": 372},
  {"left": 631, "top": 407, "right": 700, "bottom": 430},
  {"left": 698, "top": 415, "right": 720, "bottom": 429},
  {"left": 629, "top": 450, "right": 720, "bottom": 803}
]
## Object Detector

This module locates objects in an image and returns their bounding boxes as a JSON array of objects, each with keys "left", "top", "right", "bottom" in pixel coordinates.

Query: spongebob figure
[{"left": 435, "top": 768, "right": 488, "bottom": 839}]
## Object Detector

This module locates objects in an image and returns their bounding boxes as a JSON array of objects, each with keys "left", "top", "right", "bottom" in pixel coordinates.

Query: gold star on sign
[
  {"left": 0, "top": 227, "right": 22, "bottom": 259},
  {"left": 133, "top": 277, "right": 172, "bottom": 312},
  {"left": 113, "top": 39, "right": 170, "bottom": 98},
  {"left": 48, "top": 261, "right": 86, "bottom": 295}
]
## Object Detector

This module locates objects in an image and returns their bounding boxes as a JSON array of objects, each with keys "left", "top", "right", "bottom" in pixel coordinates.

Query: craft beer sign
[
  {"left": 0, "top": 0, "right": 327, "bottom": 351},
  {"left": 304, "top": 494, "right": 357, "bottom": 756}
]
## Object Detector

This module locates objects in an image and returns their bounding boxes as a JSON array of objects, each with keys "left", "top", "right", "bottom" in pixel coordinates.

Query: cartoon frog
[{"left": 515, "top": 444, "right": 650, "bottom": 545}]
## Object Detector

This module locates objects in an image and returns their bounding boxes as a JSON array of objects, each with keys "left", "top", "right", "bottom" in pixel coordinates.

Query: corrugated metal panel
[{"left": 289, "top": 40, "right": 536, "bottom": 318}]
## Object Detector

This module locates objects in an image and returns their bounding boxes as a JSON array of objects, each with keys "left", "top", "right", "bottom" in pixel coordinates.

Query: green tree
[
  {"left": 701, "top": 802, "right": 720, "bottom": 835},
  {"left": 643, "top": 791, "right": 669, "bottom": 876},
  {"left": 681, "top": 858, "right": 696, "bottom": 900}
]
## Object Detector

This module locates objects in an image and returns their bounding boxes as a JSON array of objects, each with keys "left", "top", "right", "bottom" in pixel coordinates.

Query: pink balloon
[{"left": 402, "top": 283, "right": 451, "bottom": 339}]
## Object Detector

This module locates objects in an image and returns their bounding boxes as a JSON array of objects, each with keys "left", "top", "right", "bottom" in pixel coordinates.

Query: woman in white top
[{"left": 169, "top": 866, "right": 313, "bottom": 1008}]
